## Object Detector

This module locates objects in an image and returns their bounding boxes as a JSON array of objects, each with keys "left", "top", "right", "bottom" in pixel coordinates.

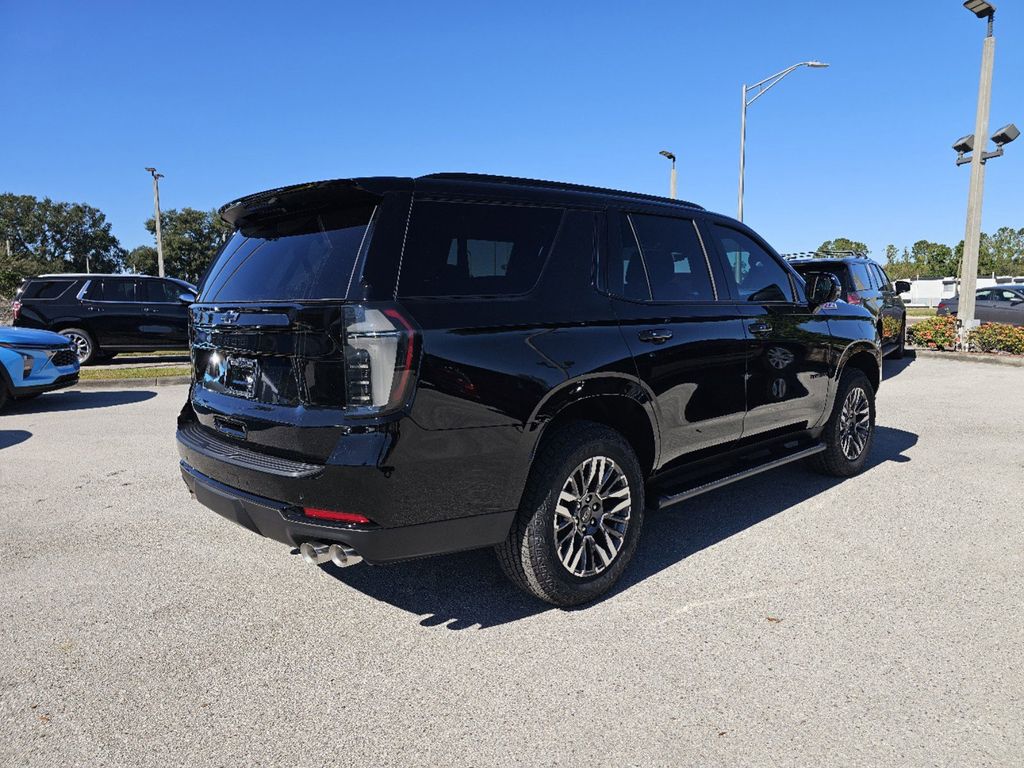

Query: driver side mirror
[
  {"left": 805, "top": 272, "right": 842, "bottom": 306},
  {"left": 895, "top": 280, "right": 911, "bottom": 294},
  {"left": 179, "top": 292, "right": 196, "bottom": 305}
]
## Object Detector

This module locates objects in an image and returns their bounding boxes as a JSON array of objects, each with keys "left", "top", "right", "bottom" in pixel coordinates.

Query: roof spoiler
[{"left": 219, "top": 178, "right": 390, "bottom": 229}]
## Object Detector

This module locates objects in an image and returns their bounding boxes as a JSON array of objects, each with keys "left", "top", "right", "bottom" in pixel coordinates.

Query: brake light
[
  {"left": 846, "top": 292, "right": 862, "bottom": 305},
  {"left": 303, "top": 508, "right": 372, "bottom": 524},
  {"left": 342, "top": 304, "right": 418, "bottom": 414},
  {"left": 11, "top": 300, "right": 21, "bottom": 320}
]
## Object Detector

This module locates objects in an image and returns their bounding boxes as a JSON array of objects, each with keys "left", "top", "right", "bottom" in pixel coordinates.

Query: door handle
[
  {"left": 638, "top": 328, "right": 673, "bottom": 344},
  {"left": 748, "top": 321, "right": 772, "bottom": 335}
]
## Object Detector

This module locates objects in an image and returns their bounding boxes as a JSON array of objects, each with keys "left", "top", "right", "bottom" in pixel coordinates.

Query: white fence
[{"left": 901, "top": 276, "right": 1024, "bottom": 307}]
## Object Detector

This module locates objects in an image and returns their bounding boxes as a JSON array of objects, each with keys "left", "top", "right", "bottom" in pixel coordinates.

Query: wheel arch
[{"left": 527, "top": 374, "right": 660, "bottom": 480}]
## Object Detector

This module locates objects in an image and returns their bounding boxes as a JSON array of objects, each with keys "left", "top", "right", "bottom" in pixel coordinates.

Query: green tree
[
  {"left": 0, "top": 193, "right": 124, "bottom": 294},
  {"left": 817, "top": 237, "right": 869, "bottom": 256},
  {"left": 954, "top": 227, "right": 1024, "bottom": 277},
  {"left": 124, "top": 245, "right": 158, "bottom": 275},
  {"left": 143, "top": 208, "right": 232, "bottom": 284},
  {"left": 909, "top": 240, "right": 955, "bottom": 277}
]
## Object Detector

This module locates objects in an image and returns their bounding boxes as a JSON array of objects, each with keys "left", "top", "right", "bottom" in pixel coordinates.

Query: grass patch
[
  {"left": 79, "top": 365, "right": 191, "bottom": 381},
  {"left": 906, "top": 307, "right": 937, "bottom": 317}
]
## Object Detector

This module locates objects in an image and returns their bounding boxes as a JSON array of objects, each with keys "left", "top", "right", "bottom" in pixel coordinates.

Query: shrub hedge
[
  {"left": 908, "top": 315, "right": 958, "bottom": 350},
  {"left": 907, "top": 314, "right": 1024, "bottom": 355}
]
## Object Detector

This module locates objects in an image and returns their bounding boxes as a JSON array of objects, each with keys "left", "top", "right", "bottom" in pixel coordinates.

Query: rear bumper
[{"left": 179, "top": 460, "right": 516, "bottom": 564}]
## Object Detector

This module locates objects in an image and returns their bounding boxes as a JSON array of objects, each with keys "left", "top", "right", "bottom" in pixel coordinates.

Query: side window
[
  {"left": 398, "top": 201, "right": 562, "bottom": 297},
  {"left": 609, "top": 214, "right": 650, "bottom": 300},
  {"left": 850, "top": 263, "right": 873, "bottom": 291},
  {"left": 873, "top": 264, "right": 893, "bottom": 291},
  {"left": 711, "top": 225, "right": 793, "bottom": 303},
  {"left": 147, "top": 280, "right": 184, "bottom": 303},
  {"left": 626, "top": 214, "right": 715, "bottom": 302},
  {"left": 84, "top": 279, "right": 137, "bottom": 302}
]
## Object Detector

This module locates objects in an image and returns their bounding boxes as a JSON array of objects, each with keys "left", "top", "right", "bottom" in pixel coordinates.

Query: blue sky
[{"left": 2, "top": 1, "right": 1021, "bottom": 258}]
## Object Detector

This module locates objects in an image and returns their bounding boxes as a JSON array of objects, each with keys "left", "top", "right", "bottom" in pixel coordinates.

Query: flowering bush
[
  {"left": 908, "top": 315, "right": 958, "bottom": 350},
  {"left": 970, "top": 322, "right": 1024, "bottom": 355}
]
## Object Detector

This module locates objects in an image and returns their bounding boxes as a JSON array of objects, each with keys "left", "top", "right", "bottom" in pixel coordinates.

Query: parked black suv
[
  {"left": 13, "top": 274, "right": 197, "bottom": 364},
  {"left": 176, "top": 174, "right": 882, "bottom": 606},
  {"left": 788, "top": 255, "right": 910, "bottom": 358}
]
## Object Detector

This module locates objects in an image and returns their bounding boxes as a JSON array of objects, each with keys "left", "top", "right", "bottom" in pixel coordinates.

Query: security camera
[
  {"left": 991, "top": 123, "right": 1020, "bottom": 147},
  {"left": 952, "top": 135, "right": 975, "bottom": 154}
]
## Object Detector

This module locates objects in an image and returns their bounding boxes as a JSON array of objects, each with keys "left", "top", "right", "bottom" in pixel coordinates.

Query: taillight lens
[
  {"left": 303, "top": 507, "right": 372, "bottom": 524},
  {"left": 846, "top": 292, "right": 862, "bottom": 305},
  {"left": 11, "top": 300, "right": 21, "bottom": 320},
  {"left": 342, "top": 304, "right": 418, "bottom": 414}
]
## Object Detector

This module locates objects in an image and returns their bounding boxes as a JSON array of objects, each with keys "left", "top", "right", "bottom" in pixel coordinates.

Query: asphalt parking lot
[{"left": 1, "top": 354, "right": 1021, "bottom": 767}]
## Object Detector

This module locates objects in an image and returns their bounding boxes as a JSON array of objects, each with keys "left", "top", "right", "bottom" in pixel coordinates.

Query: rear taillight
[
  {"left": 342, "top": 304, "right": 418, "bottom": 414},
  {"left": 303, "top": 507, "right": 372, "bottom": 524},
  {"left": 846, "top": 292, "right": 862, "bottom": 305},
  {"left": 11, "top": 300, "right": 21, "bottom": 320}
]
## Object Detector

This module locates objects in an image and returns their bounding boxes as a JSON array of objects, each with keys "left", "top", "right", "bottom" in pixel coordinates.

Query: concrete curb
[
  {"left": 73, "top": 376, "right": 191, "bottom": 390},
  {"left": 909, "top": 347, "right": 1024, "bottom": 368}
]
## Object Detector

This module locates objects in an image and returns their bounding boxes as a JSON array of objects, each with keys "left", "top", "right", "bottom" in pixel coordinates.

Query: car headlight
[{"left": 0, "top": 343, "right": 34, "bottom": 379}]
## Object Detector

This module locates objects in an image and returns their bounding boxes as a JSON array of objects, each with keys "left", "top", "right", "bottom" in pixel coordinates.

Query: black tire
[
  {"left": 808, "top": 368, "right": 876, "bottom": 478},
  {"left": 58, "top": 328, "right": 97, "bottom": 365},
  {"left": 890, "top": 317, "right": 906, "bottom": 359},
  {"left": 496, "top": 421, "right": 645, "bottom": 607}
]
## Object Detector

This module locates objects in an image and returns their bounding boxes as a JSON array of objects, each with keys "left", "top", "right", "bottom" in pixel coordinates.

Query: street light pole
[
  {"left": 957, "top": 3, "right": 997, "bottom": 339},
  {"left": 145, "top": 167, "right": 165, "bottom": 277},
  {"left": 737, "top": 61, "right": 829, "bottom": 222},
  {"left": 659, "top": 150, "right": 677, "bottom": 199}
]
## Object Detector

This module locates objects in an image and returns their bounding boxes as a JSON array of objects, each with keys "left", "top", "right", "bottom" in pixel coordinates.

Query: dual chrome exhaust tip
[{"left": 299, "top": 541, "right": 363, "bottom": 568}]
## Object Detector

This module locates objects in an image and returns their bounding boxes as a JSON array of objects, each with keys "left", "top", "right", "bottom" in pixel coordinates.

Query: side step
[{"left": 655, "top": 443, "right": 826, "bottom": 510}]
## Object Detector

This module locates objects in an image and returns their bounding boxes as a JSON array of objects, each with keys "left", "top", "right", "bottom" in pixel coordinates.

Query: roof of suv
[{"left": 220, "top": 173, "right": 710, "bottom": 228}]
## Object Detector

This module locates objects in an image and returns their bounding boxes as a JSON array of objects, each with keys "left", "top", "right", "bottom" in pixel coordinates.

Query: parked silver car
[{"left": 937, "top": 286, "right": 1024, "bottom": 326}]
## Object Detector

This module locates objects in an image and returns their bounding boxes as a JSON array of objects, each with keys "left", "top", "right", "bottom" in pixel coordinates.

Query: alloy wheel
[
  {"left": 63, "top": 332, "right": 91, "bottom": 363},
  {"left": 839, "top": 386, "right": 871, "bottom": 460},
  {"left": 553, "top": 456, "right": 631, "bottom": 578}
]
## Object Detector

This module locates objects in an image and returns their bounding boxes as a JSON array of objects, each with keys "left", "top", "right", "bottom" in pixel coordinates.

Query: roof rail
[
  {"left": 781, "top": 249, "right": 869, "bottom": 261},
  {"left": 419, "top": 172, "right": 705, "bottom": 210}
]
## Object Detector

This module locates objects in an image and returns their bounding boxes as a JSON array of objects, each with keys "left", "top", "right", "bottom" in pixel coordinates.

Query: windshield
[{"left": 198, "top": 204, "right": 377, "bottom": 303}]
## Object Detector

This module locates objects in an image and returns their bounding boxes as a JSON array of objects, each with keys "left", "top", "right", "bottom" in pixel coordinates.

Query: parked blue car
[{"left": 0, "top": 326, "right": 80, "bottom": 411}]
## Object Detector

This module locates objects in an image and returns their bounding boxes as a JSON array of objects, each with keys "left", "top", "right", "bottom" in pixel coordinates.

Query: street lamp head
[
  {"left": 144, "top": 167, "right": 156, "bottom": 173},
  {"left": 804, "top": 61, "right": 830, "bottom": 68},
  {"left": 991, "top": 123, "right": 1019, "bottom": 147},
  {"left": 964, "top": 0, "right": 995, "bottom": 18},
  {"left": 952, "top": 134, "right": 975, "bottom": 153},
  {"left": 659, "top": 150, "right": 676, "bottom": 163}
]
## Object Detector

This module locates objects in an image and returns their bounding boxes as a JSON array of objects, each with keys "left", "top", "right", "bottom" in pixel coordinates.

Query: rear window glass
[
  {"left": 795, "top": 263, "right": 848, "bottom": 291},
  {"left": 199, "top": 205, "right": 377, "bottom": 302},
  {"left": 850, "top": 263, "right": 873, "bottom": 291},
  {"left": 21, "top": 280, "right": 74, "bottom": 299},
  {"left": 398, "top": 201, "right": 562, "bottom": 297}
]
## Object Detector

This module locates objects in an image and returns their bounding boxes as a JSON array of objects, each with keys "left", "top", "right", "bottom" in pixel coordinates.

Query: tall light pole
[
  {"left": 145, "top": 167, "right": 165, "bottom": 277},
  {"left": 738, "top": 60, "right": 829, "bottom": 222},
  {"left": 659, "top": 150, "right": 677, "bottom": 199},
  {"left": 956, "top": 0, "right": 999, "bottom": 342}
]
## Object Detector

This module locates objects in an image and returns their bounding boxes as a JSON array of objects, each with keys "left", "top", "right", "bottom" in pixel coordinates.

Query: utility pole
[
  {"left": 145, "top": 167, "right": 165, "bottom": 277},
  {"left": 659, "top": 151, "right": 677, "bottom": 199}
]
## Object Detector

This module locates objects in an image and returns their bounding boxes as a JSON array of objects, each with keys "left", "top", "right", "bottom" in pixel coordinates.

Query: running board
[{"left": 655, "top": 443, "right": 826, "bottom": 510}]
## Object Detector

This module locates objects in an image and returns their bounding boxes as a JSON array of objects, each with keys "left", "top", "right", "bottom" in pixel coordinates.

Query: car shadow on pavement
[
  {"left": 4, "top": 389, "right": 157, "bottom": 414},
  {"left": 883, "top": 350, "right": 916, "bottom": 379},
  {"left": 319, "top": 425, "right": 918, "bottom": 630},
  {"left": 0, "top": 429, "right": 32, "bottom": 450}
]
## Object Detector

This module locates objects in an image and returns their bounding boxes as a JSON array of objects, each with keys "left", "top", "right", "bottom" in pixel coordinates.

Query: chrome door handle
[
  {"left": 638, "top": 329, "right": 673, "bottom": 344},
  {"left": 748, "top": 321, "right": 772, "bottom": 335}
]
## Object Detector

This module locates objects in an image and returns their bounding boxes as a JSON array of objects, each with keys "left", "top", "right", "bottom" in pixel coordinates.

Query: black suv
[
  {"left": 13, "top": 274, "right": 197, "bottom": 364},
  {"left": 176, "top": 174, "right": 881, "bottom": 606},
  {"left": 788, "top": 255, "right": 910, "bottom": 358}
]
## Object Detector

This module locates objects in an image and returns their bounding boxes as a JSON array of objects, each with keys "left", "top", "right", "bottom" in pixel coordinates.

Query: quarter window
[
  {"left": 711, "top": 225, "right": 793, "bottom": 303},
  {"left": 399, "top": 201, "right": 561, "bottom": 297}
]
